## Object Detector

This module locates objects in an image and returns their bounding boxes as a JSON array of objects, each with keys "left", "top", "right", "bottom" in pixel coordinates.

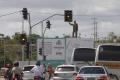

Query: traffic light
[
  {"left": 64, "top": 10, "right": 73, "bottom": 22},
  {"left": 25, "top": 42, "right": 29, "bottom": 58},
  {"left": 20, "top": 33, "right": 27, "bottom": 45},
  {"left": 46, "top": 20, "right": 51, "bottom": 29},
  {"left": 39, "top": 48, "right": 42, "bottom": 55},
  {"left": 22, "top": 8, "right": 28, "bottom": 20}
]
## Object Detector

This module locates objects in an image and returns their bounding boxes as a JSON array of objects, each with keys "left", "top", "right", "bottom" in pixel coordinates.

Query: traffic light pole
[
  {"left": 30, "top": 14, "right": 63, "bottom": 61},
  {"left": 28, "top": 13, "right": 32, "bottom": 64},
  {"left": 31, "top": 14, "right": 64, "bottom": 28},
  {"left": 42, "top": 23, "right": 48, "bottom": 61},
  {"left": 41, "top": 22, "right": 45, "bottom": 60},
  {"left": 22, "top": 45, "right": 25, "bottom": 61}
]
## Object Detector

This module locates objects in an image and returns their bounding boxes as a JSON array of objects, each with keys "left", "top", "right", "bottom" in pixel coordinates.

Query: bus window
[
  {"left": 95, "top": 44, "right": 120, "bottom": 79},
  {"left": 98, "top": 45, "right": 120, "bottom": 61},
  {"left": 73, "top": 48, "right": 95, "bottom": 61}
]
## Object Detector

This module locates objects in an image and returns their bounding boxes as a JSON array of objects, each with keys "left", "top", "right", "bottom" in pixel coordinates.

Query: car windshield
[
  {"left": 57, "top": 66, "right": 74, "bottom": 71},
  {"left": 23, "top": 66, "right": 34, "bottom": 71},
  {"left": 79, "top": 67, "right": 105, "bottom": 74}
]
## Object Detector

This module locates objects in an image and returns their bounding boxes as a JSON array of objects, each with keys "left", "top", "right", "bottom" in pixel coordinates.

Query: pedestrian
[
  {"left": 31, "top": 60, "right": 43, "bottom": 80},
  {"left": 4, "top": 63, "right": 13, "bottom": 80},
  {"left": 12, "top": 61, "right": 23, "bottom": 80},
  {"left": 69, "top": 20, "right": 78, "bottom": 38},
  {"left": 47, "top": 64, "right": 54, "bottom": 80},
  {"left": 40, "top": 64, "right": 46, "bottom": 80}
]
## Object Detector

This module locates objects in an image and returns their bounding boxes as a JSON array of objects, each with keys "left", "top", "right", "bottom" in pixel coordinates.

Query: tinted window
[
  {"left": 79, "top": 67, "right": 105, "bottom": 74},
  {"left": 57, "top": 67, "right": 74, "bottom": 71},
  {"left": 73, "top": 48, "right": 95, "bottom": 61},
  {"left": 23, "top": 66, "right": 34, "bottom": 71},
  {"left": 98, "top": 45, "right": 120, "bottom": 61}
]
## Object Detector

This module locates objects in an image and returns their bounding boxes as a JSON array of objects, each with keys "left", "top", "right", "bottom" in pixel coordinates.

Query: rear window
[
  {"left": 79, "top": 67, "right": 105, "bottom": 74},
  {"left": 73, "top": 48, "right": 95, "bottom": 61},
  {"left": 56, "top": 67, "right": 75, "bottom": 71},
  {"left": 23, "top": 66, "right": 34, "bottom": 71}
]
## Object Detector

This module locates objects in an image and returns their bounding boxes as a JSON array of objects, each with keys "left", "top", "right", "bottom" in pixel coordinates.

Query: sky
[{"left": 0, "top": 0, "right": 120, "bottom": 38}]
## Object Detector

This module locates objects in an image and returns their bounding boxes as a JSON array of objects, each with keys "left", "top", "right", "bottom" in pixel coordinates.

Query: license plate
[{"left": 87, "top": 78, "right": 95, "bottom": 80}]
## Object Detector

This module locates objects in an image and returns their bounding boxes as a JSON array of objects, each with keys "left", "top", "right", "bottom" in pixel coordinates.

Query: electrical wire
[{"left": 0, "top": 10, "right": 22, "bottom": 18}]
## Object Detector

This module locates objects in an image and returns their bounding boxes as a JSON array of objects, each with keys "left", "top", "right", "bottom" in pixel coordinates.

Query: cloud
[
  {"left": 73, "top": 0, "right": 120, "bottom": 15},
  {"left": 0, "top": 0, "right": 72, "bottom": 9},
  {"left": 0, "top": 0, "right": 120, "bottom": 38}
]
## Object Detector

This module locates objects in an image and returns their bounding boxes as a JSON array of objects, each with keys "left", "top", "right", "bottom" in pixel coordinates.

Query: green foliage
[
  {"left": 1, "top": 32, "right": 120, "bottom": 63},
  {"left": 28, "top": 34, "right": 41, "bottom": 44}
]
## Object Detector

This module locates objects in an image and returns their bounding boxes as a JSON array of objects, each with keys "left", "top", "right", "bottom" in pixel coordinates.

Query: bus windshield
[
  {"left": 98, "top": 45, "right": 120, "bottom": 61},
  {"left": 73, "top": 48, "right": 95, "bottom": 61}
]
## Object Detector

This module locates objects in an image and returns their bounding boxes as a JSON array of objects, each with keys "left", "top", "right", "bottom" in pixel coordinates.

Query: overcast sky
[{"left": 0, "top": 0, "right": 120, "bottom": 38}]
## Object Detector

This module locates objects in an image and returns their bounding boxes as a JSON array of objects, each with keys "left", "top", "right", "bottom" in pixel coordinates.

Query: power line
[
  {"left": 0, "top": 10, "right": 22, "bottom": 18},
  {"left": 74, "top": 14, "right": 120, "bottom": 17}
]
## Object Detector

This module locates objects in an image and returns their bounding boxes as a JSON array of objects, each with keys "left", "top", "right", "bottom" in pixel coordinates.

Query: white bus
[
  {"left": 71, "top": 48, "right": 95, "bottom": 67},
  {"left": 95, "top": 44, "right": 120, "bottom": 80}
]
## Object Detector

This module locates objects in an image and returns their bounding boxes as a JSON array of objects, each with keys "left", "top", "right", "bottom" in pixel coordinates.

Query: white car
[
  {"left": 75, "top": 66, "right": 110, "bottom": 80},
  {"left": 0, "top": 67, "right": 8, "bottom": 76},
  {"left": 22, "top": 65, "right": 35, "bottom": 80},
  {"left": 51, "top": 64, "right": 79, "bottom": 80}
]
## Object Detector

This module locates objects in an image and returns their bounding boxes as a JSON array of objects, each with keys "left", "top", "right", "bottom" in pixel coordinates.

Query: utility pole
[{"left": 93, "top": 17, "right": 98, "bottom": 48}]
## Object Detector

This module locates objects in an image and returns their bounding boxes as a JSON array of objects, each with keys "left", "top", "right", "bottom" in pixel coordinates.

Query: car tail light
[
  {"left": 76, "top": 76, "right": 84, "bottom": 80},
  {"left": 34, "top": 76, "right": 40, "bottom": 80},
  {"left": 99, "top": 75, "right": 109, "bottom": 80}
]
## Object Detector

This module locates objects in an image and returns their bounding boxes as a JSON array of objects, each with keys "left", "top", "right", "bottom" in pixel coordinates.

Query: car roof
[
  {"left": 80, "top": 66, "right": 105, "bottom": 68},
  {"left": 23, "top": 65, "right": 35, "bottom": 67},
  {"left": 56, "top": 64, "right": 76, "bottom": 67}
]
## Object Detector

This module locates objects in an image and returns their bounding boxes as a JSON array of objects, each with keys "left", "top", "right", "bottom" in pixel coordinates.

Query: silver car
[
  {"left": 22, "top": 65, "right": 35, "bottom": 80},
  {"left": 51, "top": 64, "right": 79, "bottom": 80},
  {"left": 75, "top": 66, "right": 110, "bottom": 80}
]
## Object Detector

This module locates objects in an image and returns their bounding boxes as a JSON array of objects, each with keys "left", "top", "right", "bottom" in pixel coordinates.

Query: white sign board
[
  {"left": 37, "top": 38, "right": 65, "bottom": 60},
  {"left": 37, "top": 38, "right": 94, "bottom": 63}
]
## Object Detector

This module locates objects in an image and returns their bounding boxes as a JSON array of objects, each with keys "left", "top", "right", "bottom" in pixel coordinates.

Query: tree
[
  {"left": 28, "top": 34, "right": 41, "bottom": 44},
  {"left": 107, "top": 32, "right": 117, "bottom": 43},
  {"left": 11, "top": 32, "right": 21, "bottom": 44}
]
